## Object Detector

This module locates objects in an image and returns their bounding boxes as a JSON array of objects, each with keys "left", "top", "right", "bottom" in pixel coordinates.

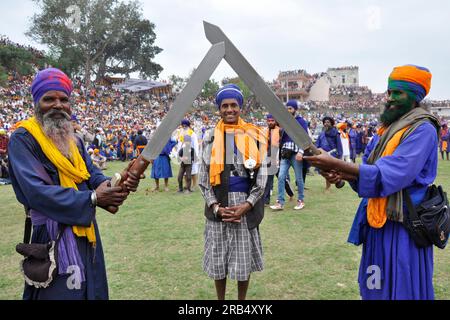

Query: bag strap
[
  {"left": 402, "top": 188, "right": 422, "bottom": 226},
  {"left": 23, "top": 208, "right": 32, "bottom": 244}
]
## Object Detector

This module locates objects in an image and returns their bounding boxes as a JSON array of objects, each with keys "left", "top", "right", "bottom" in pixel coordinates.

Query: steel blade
[
  {"left": 139, "top": 41, "right": 225, "bottom": 161},
  {"left": 204, "top": 21, "right": 313, "bottom": 151}
]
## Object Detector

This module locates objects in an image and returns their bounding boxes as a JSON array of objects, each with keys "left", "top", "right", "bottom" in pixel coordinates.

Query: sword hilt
[
  {"left": 305, "top": 145, "right": 345, "bottom": 189},
  {"left": 104, "top": 155, "right": 151, "bottom": 214}
]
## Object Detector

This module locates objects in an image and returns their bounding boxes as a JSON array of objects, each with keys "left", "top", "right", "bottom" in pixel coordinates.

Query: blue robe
[
  {"left": 151, "top": 139, "right": 177, "bottom": 179},
  {"left": 348, "top": 128, "right": 358, "bottom": 160},
  {"left": 348, "top": 122, "right": 438, "bottom": 300},
  {"left": 8, "top": 128, "right": 109, "bottom": 300},
  {"left": 315, "top": 127, "right": 343, "bottom": 158}
]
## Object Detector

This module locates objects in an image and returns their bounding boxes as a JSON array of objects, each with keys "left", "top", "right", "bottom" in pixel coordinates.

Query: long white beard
[{"left": 36, "top": 109, "right": 75, "bottom": 158}]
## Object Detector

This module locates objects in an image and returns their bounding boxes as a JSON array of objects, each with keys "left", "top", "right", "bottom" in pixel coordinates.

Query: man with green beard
[{"left": 304, "top": 65, "right": 440, "bottom": 299}]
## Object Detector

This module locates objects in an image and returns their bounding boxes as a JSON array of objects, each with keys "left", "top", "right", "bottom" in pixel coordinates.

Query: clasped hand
[{"left": 217, "top": 202, "right": 252, "bottom": 223}]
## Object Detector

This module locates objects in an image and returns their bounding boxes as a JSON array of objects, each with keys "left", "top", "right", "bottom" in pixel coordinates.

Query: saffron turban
[
  {"left": 215, "top": 84, "right": 244, "bottom": 108},
  {"left": 31, "top": 68, "right": 73, "bottom": 106},
  {"left": 388, "top": 65, "right": 432, "bottom": 102},
  {"left": 286, "top": 99, "right": 299, "bottom": 110}
]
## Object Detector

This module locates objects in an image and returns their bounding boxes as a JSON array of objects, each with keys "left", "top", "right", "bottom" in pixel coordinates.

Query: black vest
[{"left": 203, "top": 133, "right": 264, "bottom": 230}]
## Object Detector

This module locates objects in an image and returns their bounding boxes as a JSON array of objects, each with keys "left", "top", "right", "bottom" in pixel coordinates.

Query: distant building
[
  {"left": 308, "top": 75, "right": 331, "bottom": 102},
  {"left": 273, "top": 70, "right": 310, "bottom": 102},
  {"left": 327, "top": 66, "right": 359, "bottom": 87}
]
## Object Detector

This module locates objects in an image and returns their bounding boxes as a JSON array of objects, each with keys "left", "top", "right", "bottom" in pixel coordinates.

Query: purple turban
[
  {"left": 181, "top": 119, "right": 191, "bottom": 127},
  {"left": 266, "top": 114, "right": 274, "bottom": 120},
  {"left": 286, "top": 99, "right": 298, "bottom": 110},
  {"left": 31, "top": 68, "right": 73, "bottom": 106},
  {"left": 215, "top": 84, "right": 244, "bottom": 108}
]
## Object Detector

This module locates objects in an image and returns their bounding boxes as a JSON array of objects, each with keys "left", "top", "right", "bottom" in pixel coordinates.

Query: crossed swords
[{"left": 107, "top": 21, "right": 343, "bottom": 213}]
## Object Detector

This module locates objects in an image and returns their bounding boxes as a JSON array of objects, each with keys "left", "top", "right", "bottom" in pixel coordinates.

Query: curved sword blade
[
  {"left": 139, "top": 41, "right": 225, "bottom": 161},
  {"left": 203, "top": 21, "right": 314, "bottom": 152}
]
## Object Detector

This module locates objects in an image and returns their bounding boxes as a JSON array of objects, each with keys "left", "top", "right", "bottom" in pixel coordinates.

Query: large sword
[
  {"left": 106, "top": 42, "right": 226, "bottom": 213},
  {"left": 203, "top": 21, "right": 344, "bottom": 188}
]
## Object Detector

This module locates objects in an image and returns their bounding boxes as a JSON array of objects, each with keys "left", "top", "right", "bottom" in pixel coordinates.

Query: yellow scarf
[
  {"left": 366, "top": 126, "right": 410, "bottom": 228},
  {"left": 178, "top": 128, "right": 194, "bottom": 142},
  {"left": 19, "top": 117, "right": 96, "bottom": 244},
  {"left": 210, "top": 118, "right": 267, "bottom": 186}
]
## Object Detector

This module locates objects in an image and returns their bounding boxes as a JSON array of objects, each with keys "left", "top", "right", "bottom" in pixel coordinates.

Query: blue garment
[
  {"left": 277, "top": 153, "right": 304, "bottom": 204},
  {"left": 151, "top": 139, "right": 177, "bottom": 179},
  {"left": 355, "top": 131, "right": 364, "bottom": 155},
  {"left": 347, "top": 122, "right": 438, "bottom": 300},
  {"left": 279, "top": 116, "right": 309, "bottom": 148},
  {"left": 315, "top": 127, "right": 342, "bottom": 158},
  {"left": 348, "top": 129, "right": 358, "bottom": 160},
  {"left": 229, "top": 176, "right": 250, "bottom": 193},
  {"left": 8, "top": 128, "right": 109, "bottom": 300}
]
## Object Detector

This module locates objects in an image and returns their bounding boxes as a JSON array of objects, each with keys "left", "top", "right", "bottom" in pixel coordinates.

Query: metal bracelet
[{"left": 91, "top": 190, "right": 97, "bottom": 207}]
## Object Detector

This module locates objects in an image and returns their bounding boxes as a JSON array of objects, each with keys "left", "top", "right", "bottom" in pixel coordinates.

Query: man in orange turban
[{"left": 304, "top": 65, "right": 441, "bottom": 300}]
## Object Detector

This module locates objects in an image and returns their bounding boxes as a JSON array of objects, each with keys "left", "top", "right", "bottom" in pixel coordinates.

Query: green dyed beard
[{"left": 380, "top": 96, "right": 415, "bottom": 126}]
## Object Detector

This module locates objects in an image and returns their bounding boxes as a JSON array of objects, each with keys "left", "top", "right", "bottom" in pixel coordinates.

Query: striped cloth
[
  {"left": 202, "top": 191, "right": 264, "bottom": 281},
  {"left": 199, "top": 130, "right": 266, "bottom": 281}
]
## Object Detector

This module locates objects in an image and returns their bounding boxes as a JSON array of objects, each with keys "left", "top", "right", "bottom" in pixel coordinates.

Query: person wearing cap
[
  {"left": 7, "top": 68, "right": 143, "bottom": 300},
  {"left": 270, "top": 99, "right": 308, "bottom": 211},
  {"left": 198, "top": 84, "right": 268, "bottom": 300},
  {"left": 305, "top": 65, "right": 440, "bottom": 299}
]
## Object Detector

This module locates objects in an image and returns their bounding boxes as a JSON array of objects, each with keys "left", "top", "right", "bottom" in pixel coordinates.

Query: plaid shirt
[{"left": 198, "top": 129, "right": 268, "bottom": 208}]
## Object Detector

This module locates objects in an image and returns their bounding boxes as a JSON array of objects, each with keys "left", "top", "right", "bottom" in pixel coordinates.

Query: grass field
[{"left": 1, "top": 158, "right": 450, "bottom": 300}]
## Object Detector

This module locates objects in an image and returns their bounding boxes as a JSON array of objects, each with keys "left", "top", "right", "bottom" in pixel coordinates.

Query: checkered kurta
[{"left": 199, "top": 129, "right": 267, "bottom": 281}]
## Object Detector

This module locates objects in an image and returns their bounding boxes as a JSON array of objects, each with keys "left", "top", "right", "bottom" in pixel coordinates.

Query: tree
[
  {"left": 223, "top": 77, "right": 252, "bottom": 100},
  {"left": 200, "top": 79, "right": 219, "bottom": 98},
  {"left": 0, "top": 44, "right": 56, "bottom": 78},
  {"left": 168, "top": 74, "right": 187, "bottom": 95},
  {"left": 27, "top": 0, "right": 163, "bottom": 87}
]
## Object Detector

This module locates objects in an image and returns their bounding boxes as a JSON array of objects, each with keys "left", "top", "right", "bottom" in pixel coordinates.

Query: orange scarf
[
  {"left": 367, "top": 125, "right": 410, "bottom": 228},
  {"left": 340, "top": 130, "right": 349, "bottom": 139},
  {"left": 267, "top": 126, "right": 280, "bottom": 147},
  {"left": 210, "top": 118, "right": 267, "bottom": 186}
]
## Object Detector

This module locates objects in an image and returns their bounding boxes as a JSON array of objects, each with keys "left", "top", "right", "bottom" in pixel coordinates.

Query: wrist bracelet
[{"left": 91, "top": 190, "right": 97, "bottom": 207}]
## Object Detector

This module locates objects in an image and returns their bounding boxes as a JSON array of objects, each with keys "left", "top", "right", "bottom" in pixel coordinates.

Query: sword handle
[
  {"left": 104, "top": 155, "right": 151, "bottom": 214},
  {"left": 305, "top": 145, "right": 345, "bottom": 189}
]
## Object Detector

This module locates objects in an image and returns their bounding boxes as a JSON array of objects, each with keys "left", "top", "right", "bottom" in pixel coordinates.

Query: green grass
[{"left": 1, "top": 157, "right": 450, "bottom": 300}]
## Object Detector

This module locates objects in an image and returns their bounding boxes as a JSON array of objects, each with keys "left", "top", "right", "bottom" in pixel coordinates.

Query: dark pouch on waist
[
  {"left": 280, "top": 148, "right": 294, "bottom": 159},
  {"left": 403, "top": 185, "right": 450, "bottom": 249},
  {"left": 16, "top": 218, "right": 65, "bottom": 288}
]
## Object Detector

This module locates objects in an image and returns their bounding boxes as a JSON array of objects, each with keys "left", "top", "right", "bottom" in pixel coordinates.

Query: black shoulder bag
[
  {"left": 403, "top": 185, "right": 450, "bottom": 249},
  {"left": 15, "top": 210, "right": 66, "bottom": 288}
]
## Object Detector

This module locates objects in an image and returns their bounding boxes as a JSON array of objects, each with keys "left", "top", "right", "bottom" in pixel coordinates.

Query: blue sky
[{"left": 1, "top": 0, "right": 450, "bottom": 99}]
